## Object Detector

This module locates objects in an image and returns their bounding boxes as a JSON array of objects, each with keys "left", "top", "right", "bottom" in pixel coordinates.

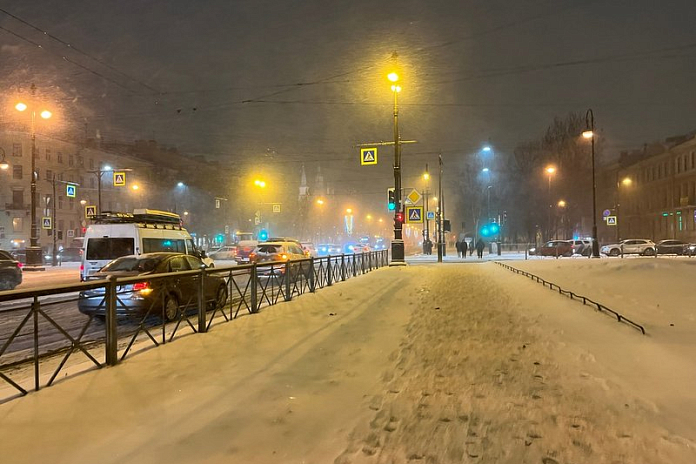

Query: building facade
[{"left": 597, "top": 133, "right": 696, "bottom": 244}]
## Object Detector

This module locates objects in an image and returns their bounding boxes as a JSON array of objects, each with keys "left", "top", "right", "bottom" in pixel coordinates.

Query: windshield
[
  {"left": 257, "top": 245, "right": 283, "bottom": 254},
  {"left": 86, "top": 238, "right": 135, "bottom": 260},
  {"left": 101, "top": 256, "right": 160, "bottom": 272}
]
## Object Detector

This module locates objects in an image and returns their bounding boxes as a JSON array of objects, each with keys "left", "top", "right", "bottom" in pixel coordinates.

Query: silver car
[{"left": 601, "top": 239, "right": 655, "bottom": 257}]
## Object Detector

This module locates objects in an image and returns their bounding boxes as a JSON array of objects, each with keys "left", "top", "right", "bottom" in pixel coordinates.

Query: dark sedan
[
  {"left": 0, "top": 249, "right": 23, "bottom": 291},
  {"left": 656, "top": 239, "right": 688, "bottom": 255},
  {"left": 78, "top": 253, "right": 227, "bottom": 321}
]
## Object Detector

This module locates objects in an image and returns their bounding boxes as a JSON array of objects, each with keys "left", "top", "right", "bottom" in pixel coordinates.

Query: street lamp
[
  {"left": 254, "top": 179, "right": 267, "bottom": 188},
  {"left": 584, "top": 109, "right": 600, "bottom": 258},
  {"left": 388, "top": 62, "right": 405, "bottom": 264},
  {"left": 422, "top": 164, "right": 431, "bottom": 254},
  {"left": 557, "top": 200, "right": 567, "bottom": 239},
  {"left": 15, "top": 84, "right": 53, "bottom": 268},
  {"left": 616, "top": 176, "right": 633, "bottom": 241},
  {"left": 545, "top": 166, "right": 556, "bottom": 240}
]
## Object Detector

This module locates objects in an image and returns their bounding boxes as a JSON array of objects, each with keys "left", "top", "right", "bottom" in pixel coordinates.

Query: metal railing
[
  {"left": 0, "top": 250, "right": 388, "bottom": 401},
  {"left": 494, "top": 261, "right": 646, "bottom": 335}
]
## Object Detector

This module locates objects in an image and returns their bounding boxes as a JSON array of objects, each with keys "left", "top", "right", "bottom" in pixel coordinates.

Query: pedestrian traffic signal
[
  {"left": 259, "top": 229, "right": 268, "bottom": 241},
  {"left": 387, "top": 188, "right": 396, "bottom": 211}
]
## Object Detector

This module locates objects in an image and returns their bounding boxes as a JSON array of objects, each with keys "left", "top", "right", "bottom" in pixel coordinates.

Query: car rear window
[
  {"left": 258, "top": 245, "right": 283, "bottom": 253},
  {"left": 86, "top": 238, "right": 135, "bottom": 260},
  {"left": 102, "top": 257, "right": 159, "bottom": 272}
]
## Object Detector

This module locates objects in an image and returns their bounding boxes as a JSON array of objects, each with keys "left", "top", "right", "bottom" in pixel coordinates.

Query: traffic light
[
  {"left": 479, "top": 222, "right": 500, "bottom": 237},
  {"left": 387, "top": 188, "right": 396, "bottom": 211},
  {"left": 443, "top": 219, "right": 451, "bottom": 232},
  {"left": 395, "top": 211, "right": 404, "bottom": 224},
  {"left": 258, "top": 229, "right": 268, "bottom": 241}
]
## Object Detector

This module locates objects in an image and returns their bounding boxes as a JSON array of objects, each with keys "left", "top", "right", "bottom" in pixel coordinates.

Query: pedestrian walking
[
  {"left": 461, "top": 240, "right": 468, "bottom": 259},
  {"left": 475, "top": 238, "right": 485, "bottom": 259},
  {"left": 455, "top": 240, "right": 462, "bottom": 258}
]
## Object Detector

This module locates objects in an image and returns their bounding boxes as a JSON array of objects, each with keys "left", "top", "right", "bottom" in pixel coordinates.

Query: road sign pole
[
  {"left": 52, "top": 174, "right": 58, "bottom": 266},
  {"left": 390, "top": 75, "right": 405, "bottom": 265}
]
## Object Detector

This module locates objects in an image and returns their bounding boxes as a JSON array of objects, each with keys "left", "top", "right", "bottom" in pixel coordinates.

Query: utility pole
[
  {"left": 437, "top": 154, "right": 444, "bottom": 262},
  {"left": 422, "top": 163, "right": 430, "bottom": 254},
  {"left": 390, "top": 54, "right": 405, "bottom": 264}
]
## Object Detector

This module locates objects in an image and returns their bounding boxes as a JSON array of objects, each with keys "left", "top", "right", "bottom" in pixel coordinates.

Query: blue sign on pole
[
  {"left": 66, "top": 184, "right": 76, "bottom": 198},
  {"left": 426, "top": 211, "right": 435, "bottom": 220}
]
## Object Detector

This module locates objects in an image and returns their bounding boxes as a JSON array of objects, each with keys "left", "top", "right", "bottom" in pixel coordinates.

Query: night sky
[{"left": 2, "top": 0, "right": 695, "bottom": 210}]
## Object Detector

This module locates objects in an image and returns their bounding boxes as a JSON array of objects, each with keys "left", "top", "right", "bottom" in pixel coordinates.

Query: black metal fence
[{"left": 0, "top": 250, "right": 388, "bottom": 401}]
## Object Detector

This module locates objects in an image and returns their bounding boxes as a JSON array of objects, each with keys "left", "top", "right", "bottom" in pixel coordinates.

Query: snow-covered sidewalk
[{"left": 1, "top": 263, "right": 695, "bottom": 463}]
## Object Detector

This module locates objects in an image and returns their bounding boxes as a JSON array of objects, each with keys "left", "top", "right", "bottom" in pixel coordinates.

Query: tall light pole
[
  {"left": 15, "top": 84, "right": 52, "bottom": 268},
  {"left": 422, "top": 165, "right": 430, "bottom": 254},
  {"left": 583, "top": 109, "right": 600, "bottom": 258},
  {"left": 437, "top": 154, "right": 444, "bottom": 262},
  {"left": 388, "top": 66, "right": 405, "bottom": 263},
  {"left": 545, "top": 166, "right": 556, "bottom": 240},
  {"left": 616, "top": 176, "right": 632, "bottom": 242}
]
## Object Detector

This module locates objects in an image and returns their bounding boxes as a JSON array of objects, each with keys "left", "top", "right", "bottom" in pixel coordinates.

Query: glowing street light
[
  {"left": 131, "top": 184, "right": 140, "bottom": 191},
  {"left": 545, "top": 166, "right": 556, "bottom": 240},
  {"left": 582, "top": 130, "right": 594, "bottom": 139},
  {"left": 254, "top": 179, "right": 267, "bottom": 188},
  {"left": 558, "top": 200, "right": 567, "bottom": 208},
  {"left": 482, "top": 167, "right": 490, "bottom": 173},
  {"left": 177, "top": 182, "right": 185, "bottom": 188},
  {"left": 316, "top": 198, "right": 325, "bottom": 205},
  {"left": 621, "top": 177, "right": 632, "bottom": 186},
  {"left": 0, "top": 148, "right": 8, "bottom": 170},
  {"left": 482, "top": 145, "right": 492, "bottom": 153},
  {"left": 346, "top": 208, "right": 353, "bottom": 214},
  {"left": 387, "top": 72, "right": 399, "bottom": 82},
  {"left": 584, "top": 108, "right": 600, "bottom": 257}
]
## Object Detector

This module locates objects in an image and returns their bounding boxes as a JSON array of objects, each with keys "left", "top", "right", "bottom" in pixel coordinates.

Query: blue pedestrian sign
[
  {"left": 426, "top": 211, "right": 435, "bottom": 220},
  {"left": 360, "top": 148, "right": 377, "bottom": 165},
  {"left": 66, "top": 184, "right": 76, "bottom": 198},
  {"left": 405, "top": 206, "right": 423, "bottom": 224}
]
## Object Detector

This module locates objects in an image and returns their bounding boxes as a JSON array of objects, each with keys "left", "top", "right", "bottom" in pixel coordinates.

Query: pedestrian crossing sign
[
  {"left": 113, "top": 171, "right": 126, "bottom": 186},
  {"left": 42, "top": 217, "right": 52, "bottom": 230},
  {"left": 426, "top": 211, "right": 435, "bottom": 220},
  {"left": 360, "top": 148, "right": 377, "bottom": 165},
  {"left": 66, "top": 184, "right": 76, "bottom": 198},
  {"left": 606, "top": 215, "right": 617, "bottom": 226},
  {"left": 405, "top": 206, "right": 423, "bottom": 223},
  {"left": 85, "top": 205, "right": 97, "bottom": 218}
]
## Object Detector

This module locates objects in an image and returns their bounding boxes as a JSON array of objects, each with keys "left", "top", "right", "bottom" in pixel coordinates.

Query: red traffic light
[{"left": 395, "top": 212, "right": 404, "bottom": 223}]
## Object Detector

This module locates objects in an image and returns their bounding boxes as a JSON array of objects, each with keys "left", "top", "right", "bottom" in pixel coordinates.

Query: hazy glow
[
  {"left": 545, "top": 166, "right": 556, "bottom": 175},
  {"left": 40, "top": 110, "right": 52, "bottom": 119},
  {"left": 387, "top": 72, "right": 399, "bottom": 82},
  {"left": 254, "top": 179, "right": 267, "bottom": 188},
  {"left": 103, "top": 165, "right": 112, "bottom": 171},
  {"left": 391, "top": 84, "right": 402, "bottom": 93},
  {"left": 622, "top": 177, "right": 633, "bottom": 186},
  {"left": 482, "top": 168, "right": 489, "bottom": 173},
  {"left": 558, "top": 200, "right": 567, "bottom": 207},
  {"left": 482, "top": 146, "right": 492, "bottom": 152},
  {"left": 582, "top": 130, "right": 594, "bottom": 139},
  {"left": 346, "top": 208, "right": 353, "bottom": 214},
  {"left": 15, "top": 102, "right": 27, "bottom": 112},
  {"left": 423, "top": 172, "right": 430, "bottom": 180},
  {"left": 316, "top": 198, "right": 325, "bottom": 205},
  {"left": 177, "top": 182, "right": 185, "bottom": 188}
]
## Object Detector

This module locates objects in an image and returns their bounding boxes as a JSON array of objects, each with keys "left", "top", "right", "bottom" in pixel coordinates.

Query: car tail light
[
  {"left": 133, "top": 282, "right": 153, "bottom": 295},
  {"left": 249, "top": 252, "right": 256, "bottom": 261},
  {"left": 17, "top": 262, "right": 23, "bottom": 268},
  {"left": 80, "top": 264, "right": 84, "bottom": 272}
]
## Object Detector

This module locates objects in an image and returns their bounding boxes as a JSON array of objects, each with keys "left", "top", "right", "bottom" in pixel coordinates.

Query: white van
[{"left": 80, "top": 209, "right": 210, "bottom": 281}]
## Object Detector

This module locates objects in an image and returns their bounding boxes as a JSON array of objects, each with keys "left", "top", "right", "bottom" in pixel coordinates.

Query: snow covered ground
[{"left": 1, "top": 261, "right": 695, "bottom": 463}]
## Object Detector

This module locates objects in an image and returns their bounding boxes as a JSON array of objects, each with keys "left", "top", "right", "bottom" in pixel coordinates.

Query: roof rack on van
[{"left": 91, "top": 210, "right": 182, "bottom": 225}]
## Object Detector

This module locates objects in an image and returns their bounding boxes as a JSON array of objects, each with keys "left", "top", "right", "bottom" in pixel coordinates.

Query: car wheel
[
  {"left": 643, "top": 248, "right": 655, "bottom": 256},
  {"left": 609, "top": 248, "right": 620, "bottom": 257},
  {"left": 163, "top": 294, "right": 180, "bottom": 322},
  {"left": 215, "top": 285, "right": 228, "bottom": 310}
]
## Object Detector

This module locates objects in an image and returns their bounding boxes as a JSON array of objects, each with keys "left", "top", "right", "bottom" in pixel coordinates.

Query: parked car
[
  {"left": 78, "top": 252, "right": 227, "bottom": 321},
  {"left": 0, "top": 249, "right": 23, "bottom": 291},
  {"left": 249, "top": 241, "right": 308, "bottom": 278},
  {"left": 209, "top": 245, "right": 237, "bottom": 260},
  {"left": 601, "top": 239, "right": 655, "bottom": 256},
  {"left": 317, "top": 244, "right": 341, "bottom": 256},
  {"left": 655, "top": 239, "right": 688, "bottom": 255},
  {"left": 535, "top": 240, "right": 574, "bottom": 257},
  {"left": 570, "top": 239, "right": 592, "bottom": 256}
]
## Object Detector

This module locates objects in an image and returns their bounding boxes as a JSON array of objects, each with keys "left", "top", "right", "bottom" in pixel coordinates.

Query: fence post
[
  {"left": 362, "top": 253, "right": 366, "bottom": 274},
  {"left": 284, "top": 260, "right": 292, "bottom": 301},
  {"left": 327, "top": 256, "right": 333, "bottom": 286},
  {"left": 250, "top": 264, "right": 258, "bottom": 313},
  {"left": 198, "top": 267, "right": 207, "bottom": 333},
  {"left": 309, "top": 257, "right": 316, "bottom": 292},
  {"left": 105, "top": 275, "right": 118, "bottom": 366},
  {"left": 341, "top": 254, "right": 346, "bottom": 281},
  {"left": 32, "top": 296, "right": 40, "bottom": 390},
  {"left": 352, "top": 253, "right": 357, "bottom": 277}
]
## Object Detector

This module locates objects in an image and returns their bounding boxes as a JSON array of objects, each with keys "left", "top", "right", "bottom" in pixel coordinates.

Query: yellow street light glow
[
  {"left": 387, "top": 72, "right": 399, "bottom": 82},
  {"left": 432, "top": 197, "right": 438, "bottom": 202},
  {"left": 423, "top": 172, "right": 430, "bottom": 180},
  {"left": 557, "top": 200, "right": 567, "bottom": 207},
  {"left": 545, "top": 166, "right": 556, "bottom": 175},
  {"left": 621, "top": 177, "right": 633, "bottom": 186},
  {"left": 131, "top": 184, "right": 140, "bottom": 191},
  {"left": 254, "top": 179, "right": 267, "bottom": 188},
  {"left": 582, "top": 130, "right": 594, "bottom": 139},
  {"left": 40, "top": 110, "right": 52, "bottom": 119},
  {"left": 346, "top": 208, "right": 353, "bottom": 214},
  {"left": 80, "top": 200, "right": 87, "bottom": 206},
  {"left": 316, "top": 198, "right": 325, "bottom": 205},
  {"left": 366, "top": 214, "right": 372, "bottom": 220},
  {"left": 15, "top": 102, "right": 27, "bottom": 112},
  {"left": 391, "top": 84, "right": 402, "bottom": 93},
  {"left": 378, "top": 218, "right": 384, "bottom": 223}
]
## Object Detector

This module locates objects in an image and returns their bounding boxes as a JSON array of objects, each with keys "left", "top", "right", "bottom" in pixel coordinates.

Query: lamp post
[
  {"left": 388, "top": 68, "right": 405, "bottom": 263},
  {"left": 422, "top": 165, "right": 430, "bottom": 254},
  {"left": 87, "top": 165, "right": 132, "bottom": 214},
  {"left": 316, "top": 198, "right": 325, "bottom": 243},
  {"left": 557, "top": 200, "right": 567, "bottom": 239},
  {"left": 0, "top": 147, "right": 9, "bottom": 170},
  {"left": 437, "top": 154, "right": 444, "bottom": 262},
  {"left": 583, "top": 109, "right": 600, "bottom": 258},
  {"left": 15, "top": 84, "right": 52, "bottom": 268},
  {"left": 616, "top": 176, "right": 632, "bottom": 242},
  {"left": 544, "top": 166, "right": 556, "bottom": 240}
]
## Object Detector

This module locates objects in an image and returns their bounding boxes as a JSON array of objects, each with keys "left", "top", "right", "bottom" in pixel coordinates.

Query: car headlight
[{"left": 529, "top": 248, "right": 536, "bottom": 253}]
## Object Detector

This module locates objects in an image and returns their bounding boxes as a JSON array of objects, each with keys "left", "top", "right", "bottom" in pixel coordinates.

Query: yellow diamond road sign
[
  {"left": 360, "top": 148, "right": 377, "bottom": 165},
  {"left": 405, "top": 189, "right": 422, "bottom": 205},
  {"left": 406, "top": 206, "right": 423, "bottom": 223}
]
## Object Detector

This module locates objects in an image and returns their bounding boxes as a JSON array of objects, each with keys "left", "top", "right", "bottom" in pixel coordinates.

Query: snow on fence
[
  {"left": 0, "top": 250, "right": 388, "bottom": 402},
  {"left": 494, "top": 261, "right": 646, "bottom": 335}
]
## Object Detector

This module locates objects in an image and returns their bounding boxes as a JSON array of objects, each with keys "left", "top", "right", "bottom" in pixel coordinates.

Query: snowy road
[{"left": 1, "top": 262, "right": 695, "bottom": 463}]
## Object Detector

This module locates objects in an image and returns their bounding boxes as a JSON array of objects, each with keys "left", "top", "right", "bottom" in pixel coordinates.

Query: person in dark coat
[
  {"left": 475, "top": 238, "right": 485, "bottom": 259},
  {"left": 461, "top": 240, "right": 468, "bottom": 259},
  {"left": 455, "top": 240, "right": 462, "bottom": 258}
]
